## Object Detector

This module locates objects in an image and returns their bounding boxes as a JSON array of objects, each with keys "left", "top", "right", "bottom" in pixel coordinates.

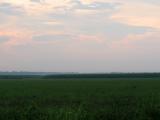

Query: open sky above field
[{"left": 0, "top": 0, "right": 160, "bottom": 72}]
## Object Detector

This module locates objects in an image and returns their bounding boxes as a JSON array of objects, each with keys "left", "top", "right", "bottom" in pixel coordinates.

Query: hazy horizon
[{"left": 0, "top": 0, "right": 160, "bottom": 72}]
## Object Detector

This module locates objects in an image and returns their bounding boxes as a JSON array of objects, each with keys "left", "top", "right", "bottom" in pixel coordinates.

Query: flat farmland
[{"left": 0, "top": 78, "right": 160, "bottom": 120}]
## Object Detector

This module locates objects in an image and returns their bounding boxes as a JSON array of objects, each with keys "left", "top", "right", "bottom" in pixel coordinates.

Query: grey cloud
[
  {"left": 72, "top": 1, "right": 120, "bottom": 10},
  {"left": 0, "top": 14, "right": 7, "bottom": 24},
  {"left": 136, "top": 0, "right": 160, "bottom": 5},
  {"left": 0, "top": 35, "right": 10, "bottom": 42},
  {"left": 30, "top": 0, "right": 44, "bottom": 3},
  {"left": 78, "top": 22, "right": 151, "bottom": 40},
  {"left": 0, "top": 3, "right": 24, "bottom": 16},
  {"left": 48, "top": 1, "right": 119, "bottom": 20},
  {"left": 32, "top": 34, "right": 71, "bottom": 41}
]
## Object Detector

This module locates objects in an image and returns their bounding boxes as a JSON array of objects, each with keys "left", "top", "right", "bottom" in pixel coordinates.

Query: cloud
[
  {"left": 73, "top": 1, "right": 117, "bottom": 10},
  {"left": 0, "top": 2, "right": 24, "bottom": 16},
  {"left": 0, "top": 35, "right": 10, "bottom": 42},
  {"left": 0, "top": 0, "right": 155, "bottom": 45},
  {"left": 30, "top": 0, "right": 42, "bottom": 3},
  {"left": 0, "top": 28, "right": 33, "bottom": 48},
  {"left": 79, "top": 0, "right": 116, "bottom": 5},
  {"left": 32, "top": 34, "right": 72, "bottom": 41},
  {"left": 110, "top": 2, "right": 160, "bottom": 29},
  {"left": 0, "top": 0, "right": 72, "bottom": 16}
]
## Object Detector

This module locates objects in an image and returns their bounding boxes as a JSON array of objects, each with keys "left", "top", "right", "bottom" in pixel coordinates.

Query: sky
[{"left": 0, "top": 0, "right": 160, "bottom": 73}]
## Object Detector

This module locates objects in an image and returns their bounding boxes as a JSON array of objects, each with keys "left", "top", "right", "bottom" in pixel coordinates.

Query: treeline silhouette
[
  {"left": 44, "top": 73, "right": 160, "bottom": 79},
  {"left": 0, "top": 75, "right": 40, "bottom": 79},
  {"left": 1, "top": 73, "right": 160, "bottom": 79}
]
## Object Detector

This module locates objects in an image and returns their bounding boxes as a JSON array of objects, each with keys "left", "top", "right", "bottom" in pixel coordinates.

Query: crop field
[{"left": 0, "top": 77, "right": 160, "bottom": 120}]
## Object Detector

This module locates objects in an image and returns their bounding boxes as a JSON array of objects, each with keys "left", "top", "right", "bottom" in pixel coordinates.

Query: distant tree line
[
  {"left": 1, "top": 73, "right": 160, "bottom": 79},
  {"left": 44, "top": 73, "right": 160, "bottom": 79}
]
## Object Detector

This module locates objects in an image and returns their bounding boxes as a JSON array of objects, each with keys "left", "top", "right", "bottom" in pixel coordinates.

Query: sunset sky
[{"left": 0, "top": 0, "right": 160, "bottom": 72}]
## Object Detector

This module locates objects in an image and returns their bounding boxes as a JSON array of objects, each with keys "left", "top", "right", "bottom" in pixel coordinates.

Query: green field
[{"left": 0, "top": 78, "right": 160, "bottom": 120}]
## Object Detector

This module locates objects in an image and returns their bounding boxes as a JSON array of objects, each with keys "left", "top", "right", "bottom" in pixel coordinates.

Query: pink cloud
[
  {"left": 111, "top": 2, "right": 160, "bottom": 29},
  {"left": 0, "top": 28, "right": 33, "bottom": 49}
]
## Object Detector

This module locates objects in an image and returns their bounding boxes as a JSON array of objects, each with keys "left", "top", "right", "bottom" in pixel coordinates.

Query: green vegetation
[
  {"left": 0, "top": 77, "right": 160, "bottom": 120},
  {"left": 44, "top": 73, "right": 160, "bottom": 79}
]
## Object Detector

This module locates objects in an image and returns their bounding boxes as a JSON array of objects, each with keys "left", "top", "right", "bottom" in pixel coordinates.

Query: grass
[{"left": 0, "top": 78, "right": 160, "bottom": 120}]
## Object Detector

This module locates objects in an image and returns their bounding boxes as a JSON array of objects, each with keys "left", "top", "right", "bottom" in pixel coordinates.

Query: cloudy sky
[{"left": 0, "top": 0, "right": 160, "bottom": 72}]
